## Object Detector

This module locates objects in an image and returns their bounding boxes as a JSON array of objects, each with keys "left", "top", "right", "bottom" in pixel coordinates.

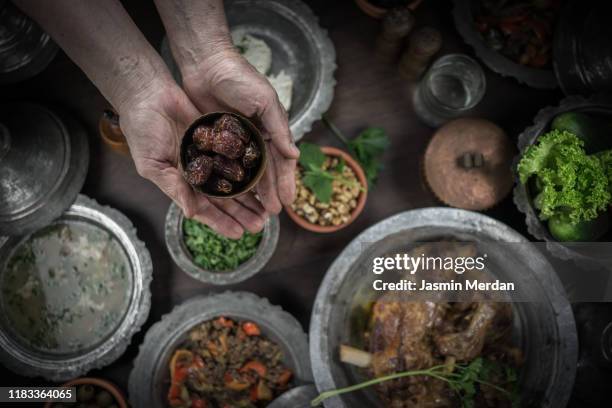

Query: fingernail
[{"left": 291, "top": 145, "right": 300, "bottom": 157}]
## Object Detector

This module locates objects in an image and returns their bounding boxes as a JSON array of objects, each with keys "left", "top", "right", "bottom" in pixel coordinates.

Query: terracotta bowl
[
  {"left": 354, "top": 0, "right": 424, "bottom": 19},
  {"left": 44, "top": 377, "right": 127, "bottom": 408},
  {"left": 180, "top": 112, "right": 268, "bottom": 199},
  {"left": 285, "top": 146, "right": 368, "bottom": 233},
  {"left": 99, "top": 109, "right": 130, "bottom": 155}
]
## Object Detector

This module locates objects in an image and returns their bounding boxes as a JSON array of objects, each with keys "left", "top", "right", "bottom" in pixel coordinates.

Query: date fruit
[
  {"left": 214, "top": 114, "right": 250, "bottom": 143},
  {"left": 213, "top": 130, "right": 245, "bottom": 159},
  {"left": 186, "top": 144, "right": 202, "bottom": 161},
  {"left": 208, "top": 175, "right": 233, "bottom": 194},
  {"left": 242, "top": 141, "right": 261, "bottom": 169},
  {"left": 185, "top": 155, "right": 213, "bottom": 187},
  {"left": 213, "top": 155, "right": 245, "bottom": 182},
  {"left": 193, "top": 125, "right": 216, "bottom": 151}
]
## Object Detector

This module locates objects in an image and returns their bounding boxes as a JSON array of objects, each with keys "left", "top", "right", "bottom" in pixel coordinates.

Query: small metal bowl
[
  {"left": 453, "top": 0, "right": 558, "bottom": 89},
  {"left": 181, "top": 112, "right": 268, "bottom": 199},
  {"left": 128, "top": 292, "right": 313, "bottom": 408},
  {"left": 513, "top": 94, "right": 612, "bottom": 263},
  {"left": 310, "top": 208, "right": 577, "bottom": 408},
  {"left": 165, "top": 202, "right": 279, "bottom": 285},
  {"left": 0, "top": 195, "right": 152, "bottom": 381},
  {"left": 160, "top": 0, "right": 336, "bottom": 141}
]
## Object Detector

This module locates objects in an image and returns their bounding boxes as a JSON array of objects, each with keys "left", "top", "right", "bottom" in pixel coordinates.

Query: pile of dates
[{"left": 183, "top": 114, "right": 262, "bottom": 195}]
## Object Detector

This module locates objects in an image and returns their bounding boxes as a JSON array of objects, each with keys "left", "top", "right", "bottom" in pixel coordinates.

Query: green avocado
[
  {"left": 548, "top": 211, "right": 610, "bottom": 242},
  {"left": 551, "top": 112, "right": 612, "bottom": 153}
]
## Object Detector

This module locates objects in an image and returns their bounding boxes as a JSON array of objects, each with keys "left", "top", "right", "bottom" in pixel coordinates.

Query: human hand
[
  {"left": 181, "top": 48, "right": 300, "bottom": 214},
  {"left": 118, "top": 78, "right": 266, "bottom": 239}
]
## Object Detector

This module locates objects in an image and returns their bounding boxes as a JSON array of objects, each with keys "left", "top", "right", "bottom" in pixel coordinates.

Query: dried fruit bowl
[
  {"left": 284, "top": 146, "right": 368, "bottom": 233},
  {"left": 180, "top": 112, "right": 268, "bottom": 199}
]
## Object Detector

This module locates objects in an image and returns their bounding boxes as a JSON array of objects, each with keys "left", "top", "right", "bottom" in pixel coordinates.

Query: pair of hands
[{"left": 119, "top": 49, "right": 298, "bottom": 239}]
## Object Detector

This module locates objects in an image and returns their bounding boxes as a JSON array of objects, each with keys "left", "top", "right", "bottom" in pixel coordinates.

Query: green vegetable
[
  {"left": 298, "top": 142, "right": 362, "bottom": 203},
  {"left": 322, "top": 115, "right": 390, "bottom": 187},
  {"left": 517, "top": 130, "right": 611, "bottom": 223},
  {"left": 310, "top": 358, "right": 519, "bottom": 408},
  {"left": 551, "top": 112, "right": 612, "bottom": 153},
  {"left": 548, "top": 212, "right": 610, "bottom": 242},
  {"left": 183, "top": 219, "right": 262, "bottom": 271}
]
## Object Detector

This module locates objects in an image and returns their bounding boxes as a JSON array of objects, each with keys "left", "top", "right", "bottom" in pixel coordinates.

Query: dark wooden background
[{"left": 2, "top": 0, "right": 578, "bottom": 404}]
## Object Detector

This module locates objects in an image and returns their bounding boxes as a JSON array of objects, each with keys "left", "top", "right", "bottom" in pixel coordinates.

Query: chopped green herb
[
  {"left": 311, "top": 358, "right": 519, "bottom": 408},
  {"left": 183, "top": 219, "right": 262, "bottom": 271},
  {"left": 298, "top": 142, "right": 363, "bottom": 203}
]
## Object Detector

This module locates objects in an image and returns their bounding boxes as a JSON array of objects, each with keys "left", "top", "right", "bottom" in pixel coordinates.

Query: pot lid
[
  {"left": 0, "top": 1, "right": 58, "bottom": 84},
  {"left": 553, "top": 0, "right": 612, "bottom": 96},
  {"left": 424, "top": 118, "right": 514, "bottom": 211},
  {"left": 0, "top": 103, "right": 89, "bottom": 236}
]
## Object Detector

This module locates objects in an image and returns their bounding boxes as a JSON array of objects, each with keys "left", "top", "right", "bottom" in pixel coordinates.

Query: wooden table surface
[{"left": 1, "top": 0, "right": 565, "bottom": 398}]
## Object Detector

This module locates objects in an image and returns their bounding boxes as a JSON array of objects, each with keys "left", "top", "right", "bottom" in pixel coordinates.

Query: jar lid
[
  {"left": 424, "top": 118, "right": 514, "bottom": 211},
  {"left": 0, "top": 103, "right": 89, "bottom": 235}
]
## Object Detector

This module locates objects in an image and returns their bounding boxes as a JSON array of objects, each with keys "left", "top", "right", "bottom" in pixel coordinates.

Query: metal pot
[
  {"left": 310, "top": 208, "right": 577, "bottom": 408},
  {"left": 0, "top": 195, "right": 152, "bottom": 381},
  {"left": 128, "top": 292, "right": 313, "bottom": 408},
  {"left": 165, "top": 202, "right": 279, "bottom": 285}
]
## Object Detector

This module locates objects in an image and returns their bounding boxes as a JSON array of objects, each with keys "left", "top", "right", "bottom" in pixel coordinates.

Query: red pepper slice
[{"left": 242, "top": 322, "right": 261, "bottom": 336}]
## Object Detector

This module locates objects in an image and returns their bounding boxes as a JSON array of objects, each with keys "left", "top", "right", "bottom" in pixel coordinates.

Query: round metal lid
[
  {"left": 0, "top": 1, "right": 58, "bottom": 84},
  {"left": 424, "top": 118, "right": 514, "bottom": 211},
  {"left": 0, "top": 103, "right": 89, "bottom": 236}
]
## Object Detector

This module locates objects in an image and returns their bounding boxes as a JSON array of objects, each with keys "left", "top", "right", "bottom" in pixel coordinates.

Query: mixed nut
[
  {"left": 183, "top": 114, "right": 262, "bottom": 196},
  {"left": 292, "top": 157, "right": 362, "bottom": 227}
]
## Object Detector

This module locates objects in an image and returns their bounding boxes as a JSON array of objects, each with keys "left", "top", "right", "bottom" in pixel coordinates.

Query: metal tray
[
  {"left": 128, "top": 292, "right": 313, "bottom": 408},
  {"left": 165, "top": 202, "right": 280, "bottom": 285},
  {"left": 310, "top": 208, "right": 577, "bottom": 408},
  {"left": 0, "top": 195, "right": 152, "bottom": 381}
]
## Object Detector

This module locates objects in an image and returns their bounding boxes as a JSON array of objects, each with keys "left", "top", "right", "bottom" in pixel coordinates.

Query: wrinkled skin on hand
[
  {"left": 118, "top": 79, "right": 266, "bottom": 239},
  {"left": 181, "top": 49, "right": 299, "bottom": 214}
]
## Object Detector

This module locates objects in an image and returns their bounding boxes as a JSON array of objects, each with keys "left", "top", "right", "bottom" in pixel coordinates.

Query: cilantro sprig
[
  {"left": 310, "top": 358, "right": 519, "bottom": 408},
  {"left": 299, "top": 142, "right": 362, "bottom": 203},
  {"left": 322, "top": 115, "right": 390, "bottom": 187}
]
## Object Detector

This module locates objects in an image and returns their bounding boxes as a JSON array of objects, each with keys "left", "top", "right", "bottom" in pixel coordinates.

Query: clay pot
[
  {"left": 44, "top": 377, "right": 127, "bottom": 408},
  {"left": 285, "top": 146, "right": 368, "bottom": 233}
]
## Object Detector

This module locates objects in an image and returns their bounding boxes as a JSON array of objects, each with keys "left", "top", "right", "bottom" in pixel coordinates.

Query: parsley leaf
[{"left": 322, "top": 115, "right": 390, "bottom": 187}]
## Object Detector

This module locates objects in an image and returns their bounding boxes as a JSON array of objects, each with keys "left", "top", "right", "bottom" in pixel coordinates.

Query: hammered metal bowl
[
  {"left": 310, "top": 208, "right": 577, "bottom": 408},
  {"left": 513, "top": 94, "right": 612, "bottom": 263},
  {"left": 165, "top": 202, "right": 279, "bottom": 285},
  {"left": 453, "top": 0, "right": 558, "bottom": 89},
  {"left": 0, "top": 195, "right": 152, "bottom": 381},
  {"left": 128, "top": 292, "right": 313, "bottom": 408},
  {"left": 160, "top": 0, "right": 336, "bottom": 140}
]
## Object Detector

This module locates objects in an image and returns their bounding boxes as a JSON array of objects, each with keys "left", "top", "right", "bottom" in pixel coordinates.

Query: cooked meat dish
[
  {"left": 365, "top": 243, "right": 522, "bottom": 407},
  {"left": 167, "top": 317, "right": 293, "bottom": 408}
]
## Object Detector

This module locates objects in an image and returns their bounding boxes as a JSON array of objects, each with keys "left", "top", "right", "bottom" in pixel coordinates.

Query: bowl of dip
[{"left": 0, "top": 194, "right": 152, "bottom": 381}]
